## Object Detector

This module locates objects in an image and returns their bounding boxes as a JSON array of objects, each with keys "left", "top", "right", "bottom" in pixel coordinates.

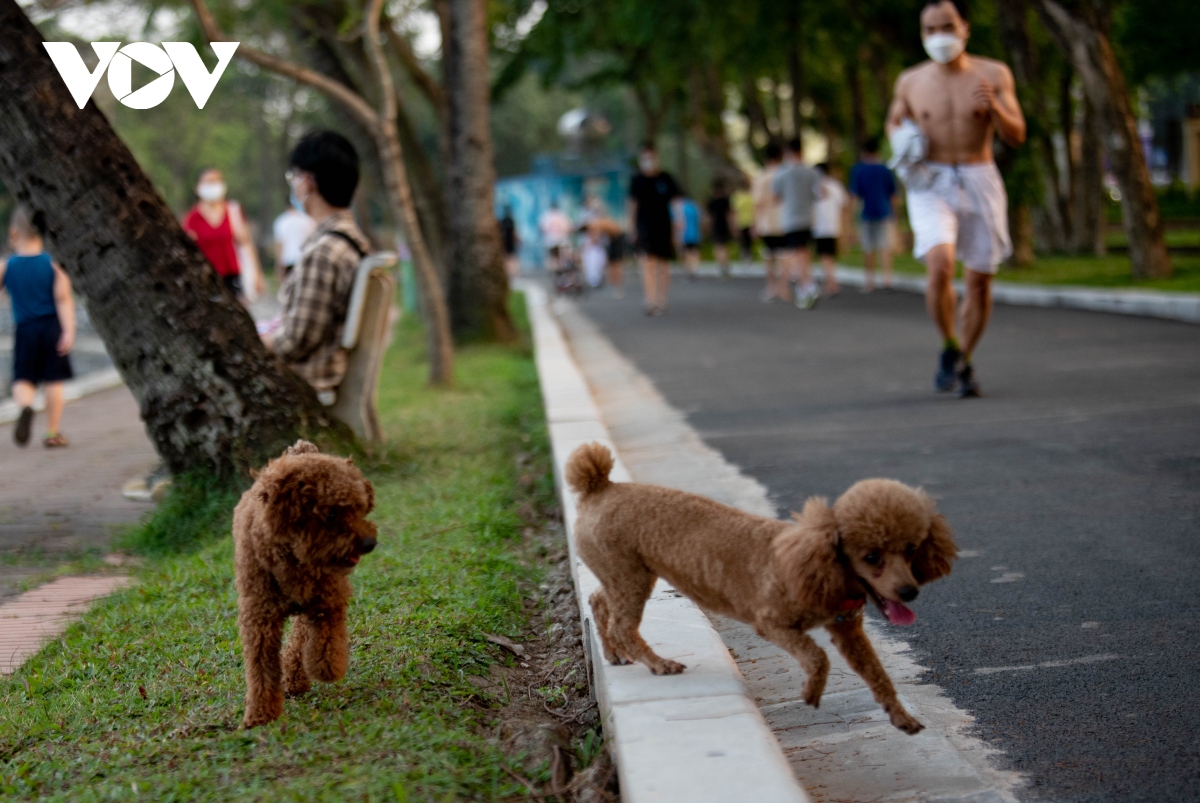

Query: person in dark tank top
[{"left": 1, "top": 205, "right": 76, "bottom": 448}]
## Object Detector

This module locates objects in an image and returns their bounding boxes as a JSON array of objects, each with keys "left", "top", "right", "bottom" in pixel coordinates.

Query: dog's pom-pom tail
[
  {"left": 566, "top": 442, "right": 614, "bottom": 497},
  {"left": 286, "top": 439, "right": 320, "bottom": 456}
]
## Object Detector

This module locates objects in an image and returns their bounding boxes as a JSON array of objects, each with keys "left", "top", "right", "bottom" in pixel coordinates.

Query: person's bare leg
[
  {"left": 959, "top": 269, "right": 994, "bottom": 359},
  {"left": 715, "top": 243, "right": 729, "bottom": 277},
  {"left": 608, "top": 259, "right": 624, "bottom": 295},
  {"left": 779, "top": 251, "right": 797, "bottom": 301},
  {"left": 798, "top": 248, "right": 814, "bottom": 291},
  {"left": 863, "top": 250, "right": 877, "bottom": 291},
  {"left": 881, "top": 246, "right": 895, "bottom": 288},
  {"left": 640, "top": 254, "right": 658, "bottom": 309},
  {"left": 657, "top": 260, "right": 671, "bottom": 309},
  {"left": 821, "top": 254, "right": 839, "bottom": 294},
  {"left": 12, "top": 380, "right": 35, "bottom": 410},
  {"left": 923, "top": 243, "right": 958, "bottom": 342},
  {"left": 44, "top": 383, "right": 64, "bottom": 434}
]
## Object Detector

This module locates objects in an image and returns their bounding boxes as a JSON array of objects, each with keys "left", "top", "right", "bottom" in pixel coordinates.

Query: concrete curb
[
  {"left": 518, "top": 279, "right": 809, "bottom": 803},
  {"left": 0, "top": 367, "right": 124, "bottom": 425},
  {"left": 680, "top": 263, "right": 1200, "bottom": 324}
]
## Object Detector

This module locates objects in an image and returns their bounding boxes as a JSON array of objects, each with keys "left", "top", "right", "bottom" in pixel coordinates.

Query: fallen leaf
[{"left": 485, "top": 633, "right": 526, "bottom": 657}]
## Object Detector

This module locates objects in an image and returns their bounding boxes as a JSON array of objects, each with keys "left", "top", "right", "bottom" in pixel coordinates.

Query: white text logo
[{"left": 42, "top": 42, "right": 239, "bottom": 110}]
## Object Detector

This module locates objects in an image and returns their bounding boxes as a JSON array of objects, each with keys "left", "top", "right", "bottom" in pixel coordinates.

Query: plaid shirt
[{"left": 272, "top": 210, "right": 370, "bottom": 391}]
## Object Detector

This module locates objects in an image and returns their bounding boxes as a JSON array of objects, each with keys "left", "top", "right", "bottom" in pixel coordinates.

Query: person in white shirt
[
  {"left": 812, "top": 163, "right": 847, "bottom": 297},
  {"left": 752, "top": 142, "right": 787, "bottom": 303},
  {"left": 539, "top": 201, "right": 572, "bottom": 271},
  {"left": 273, "top": 204, "right": 316, "bottom": 280}
]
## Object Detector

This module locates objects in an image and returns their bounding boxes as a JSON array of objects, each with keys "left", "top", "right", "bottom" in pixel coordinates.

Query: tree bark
[
  {"left": 1076, "top": 93, "right": 1107, "bottom": 256},
  {"left": 0, "top": 0, "right": 336, "bottom": 476},
  {"left": 1036, "top": 0, "right": 1170, "bottom": 278},
  {"left": 441, "top": 0, "right": 516, "bottom": 342}
]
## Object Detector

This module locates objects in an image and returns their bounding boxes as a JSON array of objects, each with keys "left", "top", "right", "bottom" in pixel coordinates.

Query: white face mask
[
  {"left": 639, "top": 154, "right": 658, "bottom": 172},
  {"left": 197, "top": 181, "right": 226, "bottom": 202},
  {"left": 923, "top": 32, "right": 965, "bottom": 64}
]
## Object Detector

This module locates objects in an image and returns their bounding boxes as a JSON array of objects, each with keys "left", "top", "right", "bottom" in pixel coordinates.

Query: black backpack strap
[{"left": 325, "top": 229, "right": 367, "bottom": 258}]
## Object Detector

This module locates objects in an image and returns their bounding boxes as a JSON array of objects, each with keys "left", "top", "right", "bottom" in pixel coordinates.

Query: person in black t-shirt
[
  {"left": 498, "top": 206, "right": 519, "bottom": 278},
  {"left": 628, "top": 142, "right": 682, "bottom": 315},
  {"left": 706, "top": 178, "right": 734, "bottom": 279}
]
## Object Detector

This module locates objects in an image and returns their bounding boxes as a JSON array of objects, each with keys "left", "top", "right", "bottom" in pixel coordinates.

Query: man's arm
[
  {"left": 52, "top": 262, "right": 75, "bottom": 356},
  {"left": 885, "top": 71, "right": 914, "bottom": 137},
  {"left": 627, "top": 199, "right": 637, "bottom": 238},
  {"left": 975, "top": 64, "right": 1026, "bottom": 147}
]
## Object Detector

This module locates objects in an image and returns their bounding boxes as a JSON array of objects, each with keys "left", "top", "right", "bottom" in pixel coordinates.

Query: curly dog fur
[
  {"left": 233, "top": 440, "right": 378, "bottom": 728},
  {"left": 567, "top": 442, "right": 957, "bottom": 734}
]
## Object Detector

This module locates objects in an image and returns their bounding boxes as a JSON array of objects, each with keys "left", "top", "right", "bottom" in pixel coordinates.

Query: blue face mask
[{"left": 289, "top": 191, "right": 305, "bottom": 213}]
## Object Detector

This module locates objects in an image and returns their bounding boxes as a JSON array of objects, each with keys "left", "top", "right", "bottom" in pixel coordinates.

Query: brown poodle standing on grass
[
  {"left": 234, "top": 440, "right": 378, "bottom": 728},
  {"left": 567, "top": 442, "right": 957, "bottom": 734}
]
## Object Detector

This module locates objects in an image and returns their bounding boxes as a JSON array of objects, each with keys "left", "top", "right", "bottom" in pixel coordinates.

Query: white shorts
[{"left": 906, "top": 162, "right": 1011, "bottom": 274}]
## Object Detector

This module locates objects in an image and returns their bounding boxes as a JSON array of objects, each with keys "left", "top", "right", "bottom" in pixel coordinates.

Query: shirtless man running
[{"left": 886, "top": 0, "right": 1025, "bottom": 397}]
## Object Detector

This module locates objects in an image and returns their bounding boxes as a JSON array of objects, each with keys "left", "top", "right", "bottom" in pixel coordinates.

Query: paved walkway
[
  {"left": 0, "top": 384, "right": 157, "bottom": 598},
  {"left": 569, "top": 276, "right": 1200, "bottom": 802},
  {"left": 557, "top": 296, "right": 1017, "bottom": 803},
  {"left": 0, "top": 575, "right": 132, "bottom": 674}
]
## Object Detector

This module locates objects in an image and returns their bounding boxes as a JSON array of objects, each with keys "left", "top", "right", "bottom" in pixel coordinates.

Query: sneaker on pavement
[
  {"left": 934, "top": 347, "right": 961, "bottom": 392},
  {"left": 795, "top": 286, "right": 819, "bottom": 310},
  {"left": 43, "top": 433, "right": 69, "bottom": 448},
  {"left": 13, "top": 406, "right": 33, "bottom": 447},
  {"left": 957, "top": 363, "right": 981, "bottom": 398}
]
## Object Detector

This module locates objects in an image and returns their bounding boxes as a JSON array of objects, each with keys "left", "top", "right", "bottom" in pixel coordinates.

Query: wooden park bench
[{"left": 327, "top": 251, "right": 398, "bottom": 443}]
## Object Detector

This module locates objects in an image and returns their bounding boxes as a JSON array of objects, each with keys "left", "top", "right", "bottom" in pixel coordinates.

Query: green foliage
[
  {"left": 1116, "top": 0, "right": 1200, "bottom": 83},
  {"left": 0, "top": 301, "right": 562, "bottom": 800},
  {"left": 115, "top": 473, "right": 244, "bottom": 558}
]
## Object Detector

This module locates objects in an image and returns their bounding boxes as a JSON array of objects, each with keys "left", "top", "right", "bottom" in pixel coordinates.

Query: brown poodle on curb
[
  {"left": 566, "top": 442, "right": 957, "bottom": 734},
  {"left": 233, "top": 440, "right": 378, "bottom": 728}
]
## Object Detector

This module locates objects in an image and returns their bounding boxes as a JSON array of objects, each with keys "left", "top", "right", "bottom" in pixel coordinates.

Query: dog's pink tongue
[{"left": 883, "top": 599, "right": 917, "bottom": 626}]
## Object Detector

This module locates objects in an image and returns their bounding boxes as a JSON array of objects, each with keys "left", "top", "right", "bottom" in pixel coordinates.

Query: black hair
[
  {"left": 764, "top": 141, "right": 783, "bottom": 162},
  {"left": 861, "top": 136, "right": 882, "bottom": 155},
  {"left": 712, "top": 177, "right": 728, "bottom": 194},
  {"left": 922, "top": 0, "right": 969, "bottom": 22},
  {"left": 288, "top": 130, "right": 360, "bottom": 208},
  {"left": 640, "top": 140, "right": 657, "bottom": 153},
  {"left": 787, "top": 136, "right": 803, "bottom": 154},
  {"left": 815, "top": 162, "right": 830, "bottom": 173}
]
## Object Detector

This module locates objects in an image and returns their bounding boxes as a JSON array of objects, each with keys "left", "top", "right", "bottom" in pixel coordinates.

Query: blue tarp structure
[{"left": 495, "top": 154, "right": 630, "bottom": 270}]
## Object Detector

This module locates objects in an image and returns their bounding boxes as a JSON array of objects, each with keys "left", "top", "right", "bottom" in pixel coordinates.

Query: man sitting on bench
[{"left": 263, "top": 129, "right": 371, "bottom": 400}]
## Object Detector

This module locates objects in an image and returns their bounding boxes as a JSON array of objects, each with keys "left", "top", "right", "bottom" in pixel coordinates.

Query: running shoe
[
  {"left": 13, "top": 406, "right": 33, "bottom": 447},
  {"left": 795, "top": 286, "right": 819, "bottom": 310},
  {"left": 934, "top": 347, "right": 961, "bottom": 392},
  {"left": 957, "top": 364, "right": 981, "bottom": 398}
]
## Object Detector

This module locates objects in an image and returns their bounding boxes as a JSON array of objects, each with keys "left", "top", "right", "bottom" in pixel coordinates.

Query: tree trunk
[
  {"left": 1037, "top": 0, "right": 1170, "bottom": 278},
  {"left": 1075, "top": 94, "right": 1107, "bottom": 256},
  {"left": 0, "top": 0, "right": 336, "bottom": 476},
  {"left": 742, "top": 77, "right": 772, "bottom": 156},
  {"left": 441, "top": 0, "right": 516, "bottom": 343},
  {"left": 1010, "top": 203, "right": 1036, "bottom": 266}
]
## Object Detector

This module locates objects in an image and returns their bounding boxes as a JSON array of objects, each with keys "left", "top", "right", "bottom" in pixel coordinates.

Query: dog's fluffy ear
[
  {"left": 913, "top": 511, "right": 957, "bottom": 584},
  {"left": 776, "top": 497, "right": 847, "bottom": 611}
]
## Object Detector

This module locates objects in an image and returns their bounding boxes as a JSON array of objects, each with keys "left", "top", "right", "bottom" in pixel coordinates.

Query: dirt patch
[{"left": 476, "top": 456, "right": 619, "bottom": 802}]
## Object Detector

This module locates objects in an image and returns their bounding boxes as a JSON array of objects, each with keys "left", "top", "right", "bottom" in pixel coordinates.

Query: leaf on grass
[{"left": 485, "top": 634, "right": 526, "bottom": 657}]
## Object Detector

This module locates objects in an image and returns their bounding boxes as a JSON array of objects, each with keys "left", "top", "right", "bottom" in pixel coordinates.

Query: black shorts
[
  {"left": 606, "top": 234, "right": 628, "bottom": 262},
  {"left": 12, "top": 314, "right": 73, "bottom": 385},
  {"left": 739, "top": 227, "right": 753, "bottom": 252},
  {"left": 712, "top": 225, "right": 733, "bottom": 245},
  {"left": 761, "top": 234, "right": 787, "bottom": 253},
  {"left": 782, "top": 229, "right": 812, "bottom": 250},
  {"left": 636, "top": 227, "right": 675, "bottom": 260},
  {"left": 815, "top": 237, "right": 838, "bottom": 256}
]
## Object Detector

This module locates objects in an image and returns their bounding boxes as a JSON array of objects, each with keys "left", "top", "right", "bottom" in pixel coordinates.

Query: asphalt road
[{"left": 573, "top": 276, "right": 1200, "bottom": 803}]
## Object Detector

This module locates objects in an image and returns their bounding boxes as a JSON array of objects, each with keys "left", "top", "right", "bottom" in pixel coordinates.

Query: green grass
[
  {"left": 837, "top": 248, "right": 1200, "bottom": 293},
  {"left": 0, "top": 296, "right": 570, "bottom": 801}
]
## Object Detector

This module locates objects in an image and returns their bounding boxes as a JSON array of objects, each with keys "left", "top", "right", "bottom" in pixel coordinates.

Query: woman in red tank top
[{"left": 181, "top": 168, "right": 264, "bottom": 301}]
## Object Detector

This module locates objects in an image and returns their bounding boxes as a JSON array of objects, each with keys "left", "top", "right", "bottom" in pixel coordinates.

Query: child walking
[{"left": 1, "top": 206, "right": 75, "bottom": 448}]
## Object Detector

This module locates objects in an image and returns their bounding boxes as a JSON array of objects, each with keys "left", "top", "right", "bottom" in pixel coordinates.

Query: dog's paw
[
  {"left": 889, "top": 708, "right": 924, "bottom": 735},
  {"left": 802, "top": 680, "right": 825, "bottom": 709},
  {"left": 650, "top": 659, "right": 686, "bottom": 675}
]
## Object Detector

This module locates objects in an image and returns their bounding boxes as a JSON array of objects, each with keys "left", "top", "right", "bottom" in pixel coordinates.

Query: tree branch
[
  {"left": 364, "top": 0, "right": 395, "bottom": 132},
  {"left": 386, "top": 16, "right": 446, "bottom": 113},
  {"left": 189, "top": 0, "right": 378, "bottom": 131}
]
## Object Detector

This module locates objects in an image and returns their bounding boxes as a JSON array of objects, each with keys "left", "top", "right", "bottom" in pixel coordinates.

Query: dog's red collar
[{"left": 837, "top": 595, "right": 866, "bottom": 612}]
